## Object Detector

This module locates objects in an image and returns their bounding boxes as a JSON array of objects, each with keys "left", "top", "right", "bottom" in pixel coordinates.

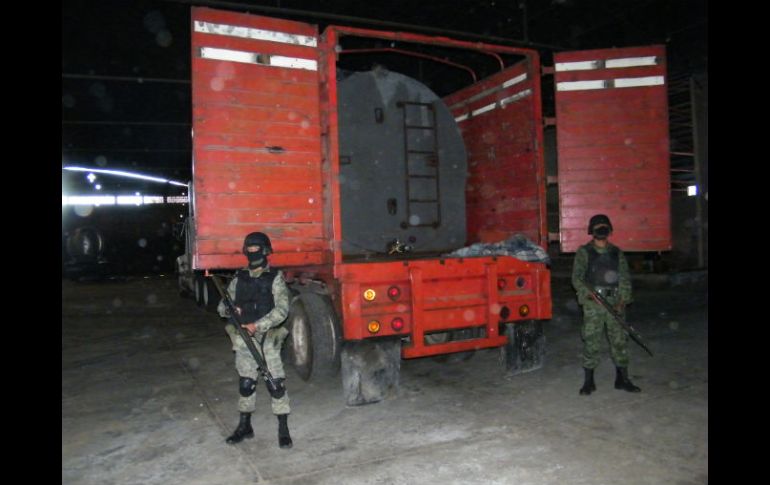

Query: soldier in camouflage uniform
[
  {"left": 218, "top": 232, "right": 293, "bottom": 448},
  {"left": 572, "top": 214, "right": 641, "bottom": 395}
]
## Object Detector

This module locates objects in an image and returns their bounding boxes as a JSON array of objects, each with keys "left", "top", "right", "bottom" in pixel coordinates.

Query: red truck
[{"left": 179, "top": 7, "right": 671, "bottom": 404}]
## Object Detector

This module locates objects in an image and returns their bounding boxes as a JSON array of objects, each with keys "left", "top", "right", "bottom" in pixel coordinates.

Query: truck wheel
[
  {"left": 202, "top": 278, "right": 219, "bottom": 312},
  {"left": 499, "top": 320, "right": 545, "bottom": 374},
  {"left": 194, "top": 275, "right": 204, "bottom": 307},
  {"left": 341, "top": 337, "right": 401, "bottom": 406},
  {"left": 285, "top": 292, "right": 341, "bottom": 381},
  {"left": 177, "top": 261, "right": 191, "bottom": 298}
]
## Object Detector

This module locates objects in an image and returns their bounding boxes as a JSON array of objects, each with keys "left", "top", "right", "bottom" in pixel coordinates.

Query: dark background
[
  {"left": 61, "top": 0, "right": 708, "bottom": 275},
  {"left": 62, "top": 0, "right": 707, "bottom": 186}
]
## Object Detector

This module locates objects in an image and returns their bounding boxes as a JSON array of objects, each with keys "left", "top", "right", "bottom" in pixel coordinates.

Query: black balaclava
[
  {"left": 588, "top": 214, "right": 613, "bottom": 241},
  {"left": 246, "top": 250, "right": 267, "bottom": 269},
  {"left": 593, "top": 226, "right": 611, "bottom": 240}
]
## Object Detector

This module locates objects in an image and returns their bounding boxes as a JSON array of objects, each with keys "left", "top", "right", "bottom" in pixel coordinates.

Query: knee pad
[
  {"left": 266, "top": 377, "right": 286, "bottom": 399},
  {"left": 239, "top": 376, "right": 257, "bottom": 397}
]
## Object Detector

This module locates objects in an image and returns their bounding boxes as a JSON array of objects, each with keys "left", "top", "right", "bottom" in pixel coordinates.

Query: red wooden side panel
[
  {"left": 555, "top": 45, "right": 671, "bottom": 252},
  {"left": 190, "top": 8, "right": 326, "bottom": 269},
  {"left": 443, "top": 58, "right": 546, "bottom": 247}
]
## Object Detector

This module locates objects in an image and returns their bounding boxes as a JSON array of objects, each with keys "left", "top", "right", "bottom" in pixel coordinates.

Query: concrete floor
[{"left": 62, "top": 271, "right": 707, "bottom": 485}]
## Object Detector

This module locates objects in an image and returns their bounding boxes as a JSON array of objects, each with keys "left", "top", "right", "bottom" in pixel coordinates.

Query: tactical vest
[
  {"left": 235, "top": 269, "right": 277, "bottom": 322},
  {"left": 585, "top": 244, "right": 620, "bottom": 287}
]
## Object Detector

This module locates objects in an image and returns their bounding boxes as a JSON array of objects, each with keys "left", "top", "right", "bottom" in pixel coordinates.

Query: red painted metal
[
  {"left": 186, "top": 9, "right": 662, "bottom": 361},
  {"left": 554, "top": 45, "right": 671, "bottom": 252},
  {"left": 340, "top": 48, "right": 478, "bottom": 82},
  {"left": 319, "top": 28, "right": 343, "bottom": 266},
  {"left": 336, "top": 257, "right": 550, "bottom": 358},
  {"left": 443, "top": 61, "right": 548, "bottom": 248},
  {"left": 190, "top": 7, "right": 326, "bottom": 270}
]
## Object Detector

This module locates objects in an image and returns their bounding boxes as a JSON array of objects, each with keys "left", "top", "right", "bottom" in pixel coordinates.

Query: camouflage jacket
[
  {"left": 571, "top": 241, "right": 633, "bottom": 305},
  {"left": 217, "top": 266, "right": 290, "bottom": 333}
]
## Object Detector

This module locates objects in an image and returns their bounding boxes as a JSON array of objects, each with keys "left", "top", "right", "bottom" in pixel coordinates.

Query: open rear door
[
  {"left": 444, "top": 56, "right": 547, "bottom": 248},
  {"left": 190, "top": 8, "right": 325, "bottom": 269},
  {"left": 554, "top": 45, "right": 671, "bottom": 252}
]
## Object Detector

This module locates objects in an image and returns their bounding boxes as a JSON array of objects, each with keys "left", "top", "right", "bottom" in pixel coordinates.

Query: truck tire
[
  {"left": 176, "top": 261, "right": 191, "bottom": 298},
  {"left": 202, "top": 278, "right": 219, "bottom": 312},
  {"left": 285, "top": 292, "right": 341, "bottom": 381},
  {"left": 499, "top": 320, "right": 545, "bottom": 374},
  {"left": 66, "top": 227, "right": 104, "bottom": 262},
  {"left": 194, "top": 274, "right": 204, "bottom": 307}
]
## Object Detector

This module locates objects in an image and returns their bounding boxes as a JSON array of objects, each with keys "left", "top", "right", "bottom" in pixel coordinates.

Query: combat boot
[
  {"left": 579, "top": 367, "right": 596, "bottom": 395},
  {"left": 277, "top": 414, "right": 293, "bottom": 449},
  {"left": 226, "top": 412, "right": 254, "bottom": 444},
  {"left": 614, "top": 367, "right": 641, "bottom": 392}
]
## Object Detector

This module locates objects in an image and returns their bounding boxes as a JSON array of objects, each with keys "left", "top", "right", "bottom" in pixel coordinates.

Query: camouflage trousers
[
  {"left": 226, "top": 324, "right": 291, "bottom": 415},
  {"left": 580, "top": 299, "right": 629, "bottom": 369}
]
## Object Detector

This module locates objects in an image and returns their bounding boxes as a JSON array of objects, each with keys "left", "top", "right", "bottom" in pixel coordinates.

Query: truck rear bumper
[{"left": 336, "top": 255, "right": 551, "bottom": 358}]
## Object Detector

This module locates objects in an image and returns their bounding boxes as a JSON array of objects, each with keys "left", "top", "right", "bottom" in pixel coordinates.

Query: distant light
[
  {"left": 63, "top": 195, "right": 116, "bottom": 206},
  {"left": 135, "top": 192, "right": 141, "bottom": 196},
  {"left": 95, "top": 184, "right": 102, "bottom": 190},
  {"left": 63, "top": 166, "right": 188, "bottom": 187},
  {"left": 62, "top": 194, "right": 186, "bottom": 206},
  {"left": 687, "top": 185, "right": 698, "bottom": 196},
  {"left": 87, "top": 173, "right": 96, "bottom": 183},
  {"left": 118, "top": 195, "right": 143, "bottom": 205}
]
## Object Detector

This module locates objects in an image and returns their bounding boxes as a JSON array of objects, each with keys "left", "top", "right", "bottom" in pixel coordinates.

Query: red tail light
[
  {"left": 391, "top": 317, "right": 405, "bottom": 331},
  {"left": 387, "top": 286, "right": 401, "bottom": 300},
  {"left": 497, "top": 278, "right": 507, "bottom": 290}
]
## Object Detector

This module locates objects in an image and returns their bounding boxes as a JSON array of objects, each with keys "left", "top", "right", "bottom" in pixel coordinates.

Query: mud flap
[
  {"left": 500, "top": 320, "right": 545, "bottom": 375},
  {"left": 341, "top": 338, "right": 401, "bottom": 406}
]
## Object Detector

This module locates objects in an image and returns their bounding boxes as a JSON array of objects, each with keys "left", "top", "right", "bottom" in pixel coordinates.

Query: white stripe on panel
[
  {"left": 199, "top": 47, "right": 317, "bottom": 71},
  {"left": 502, "top": 73, "right": 528, "bottom": 88},
  {"left": 614, "top": 75, "right": 664, "bottom": 88},
  {"left": 270, "top": 55, "right": 318, "bottom": 71},
  {"left": 555, "top": 60, "right": 600, "bottom": 72},
  {"left": 471, "top": 103, "right": 496, "bottom": 117},
  {"left": 500, "top": 88, "right": 532, "bottom": 106},
  {"left": 194, "top": 20, "right": 318, "bottom": 47},
  {"left": 556, "top": 80, "right": 607, "bottom": 91},
  {"left": 200, "top": 47, "right": 261, "bottom": 64},
  {"left": 605, "top": 56, "right": 658, "bottom": 68}
]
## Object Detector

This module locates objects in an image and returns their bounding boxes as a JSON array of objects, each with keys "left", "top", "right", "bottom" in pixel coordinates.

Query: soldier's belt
[{"left": 594, "top": 286, "right": 618, "bottom": 298}]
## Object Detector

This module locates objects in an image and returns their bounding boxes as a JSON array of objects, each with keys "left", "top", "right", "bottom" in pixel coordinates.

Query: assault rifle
[
  {"left": 210, "top": 274, "right": 286, "bottom": 398},
  {"left": 586, "top": 284, "right": 654, "bottom": 357}
]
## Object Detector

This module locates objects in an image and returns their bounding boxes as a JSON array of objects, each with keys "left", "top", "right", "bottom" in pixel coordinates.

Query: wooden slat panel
[
  {"left": 195, "top": 192, "right": 320, "bottom": 210},
  {"left": 198, "top": 251, "right": 326, "bottom": 270},
  {"left": 194, "top": 133, "right": 321, "bottom": 153},
  {"left": 196, "top": 208, "right": 323, "bottom": 225},
  {"left": 196, "top": 237, "right": 326, "bottom": 254},
  {"left": 190, "top": 86, "right": 320, "bottom": 113},
  {"left": 191, "top": 9, "right": 325, "bottom": 270},
  {"left": 442, "top": 59, "right": 543, "bottom": 246},
  {"left": 198, "top": 222, "right": 323, "bottom": 239},
  {"left": 555, "top": 45, "right": 671, "bottom": 252},
  {"left": 193, "top": 162, "right": 322, "bottom": 183}
]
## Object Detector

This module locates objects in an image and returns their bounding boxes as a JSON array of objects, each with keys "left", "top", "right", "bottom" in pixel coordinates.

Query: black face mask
[
  {"left": 246, "top": 251, "right": 267, "bottom": 269},
  {"left": 593, "top": 226, "right": 610, "bottom": 239}
]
